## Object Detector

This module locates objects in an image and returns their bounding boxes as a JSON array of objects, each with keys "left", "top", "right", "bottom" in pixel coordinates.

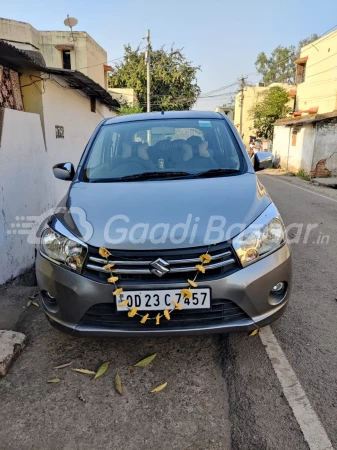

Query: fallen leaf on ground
[
  {"left": 249, "top": 329, "right": 259, "bottom": 336},
  {"left": 31, "top": 301, "right": 39, "bottom": 308},
  {"left": 47, "top": 378, "right": 61, "bottom": 383},
  {"left": 93, "top": 361, "right": 110, "bottom": 380},
  {"left": 54, "top": 361, "right": 74, "bottom": 369},
  {"left": 29, "top": 295, "right": 36, "bottom": 300},
  {"left": 115, "top": 373, "right": 122, "bottom": 395},
  {"left": 72, "top": 368, "right": 96, "bottom": 375},
  {"left": 134, "top": 353, "right": 157, "bottom": 367},
  {"left": 151, "top": 382, "right": 168, "bottom": 393},
  {"left": 77, "top": 390, "right": 86, "bottom": 402},
  {"left": 27, "top": 300, "right": 32, "bottom": 307}
]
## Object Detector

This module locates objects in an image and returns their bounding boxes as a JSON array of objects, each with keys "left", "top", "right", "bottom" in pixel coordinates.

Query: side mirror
[
  {"left": 253, "top": 152, "right": 273, "bottom": 171},
  {"left": 53, "top": 162, "right": 75, "bottom": 181}
]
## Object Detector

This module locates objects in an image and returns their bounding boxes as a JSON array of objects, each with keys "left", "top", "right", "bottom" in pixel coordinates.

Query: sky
[{"left": 2, "top": 0, "right": 337, "bottom": 111}]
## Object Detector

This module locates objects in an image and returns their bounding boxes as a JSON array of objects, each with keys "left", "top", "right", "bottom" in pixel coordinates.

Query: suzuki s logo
[{"left": 150, "top": 258, "right": 170, "bottom": 278}]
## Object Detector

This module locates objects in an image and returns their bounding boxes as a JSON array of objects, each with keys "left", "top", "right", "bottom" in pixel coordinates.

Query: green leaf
[
  {"left": 115, "top": 373, "right": 122, "bottom": 395},
  {"left": 134, "top": 353, "right": 157, "bottom": 367},
  {"left": 54, "top": 361, "right": 73, "bottom": 369},
  {"left": 72, "top": 368, "right": 96, "bottom": 375},
  {"left": 151, "top": 382, "right": 168, "bottom": 393},
  {"left": 47, "top": 378, "right": 61, "bottom": 383},
  {"left": 93, "top": 361, "right": 110, "bottom": 380}
]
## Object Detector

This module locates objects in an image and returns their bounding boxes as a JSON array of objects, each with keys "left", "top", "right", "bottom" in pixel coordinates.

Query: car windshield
[{"left": 82, "top": 118, "right": 243, "bottom": 182}]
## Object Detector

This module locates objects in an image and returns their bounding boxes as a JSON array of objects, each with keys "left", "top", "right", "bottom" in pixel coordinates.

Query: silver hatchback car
[{"left": 36, "top": 111, "right": 292, "bottom": 336}]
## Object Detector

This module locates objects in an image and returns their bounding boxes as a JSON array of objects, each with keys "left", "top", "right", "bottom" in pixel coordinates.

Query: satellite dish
[{"left": 64, "top": 16, "right": 78, "bottom": 29}]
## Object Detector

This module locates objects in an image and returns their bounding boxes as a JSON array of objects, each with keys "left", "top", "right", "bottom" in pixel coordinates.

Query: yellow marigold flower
[
  {"left": 181, "top": 289, "right": 192, "bottom": 299},
  {"left": 128, "top": 307, "right": 138, "bottom": 318},
  {"left": 99, "top": 247, "right": 112, "bottom": 258},
  {"left": 140, "top": 314, "right": 149, "bottom": 324},
  {"left": 118, "top": 299, "right": 129, "bottom": 308},
  {"left": 200, "top": 253, "right": 211, "bottom": 264},
  {"left": 188, "top": 279, "right": 198, "bottom": 288},
  {"left": 107, "top": 276, "right": 119, "bottom": 284},
  {"left": 113, "top": 287, "right": 123, "bottom": 296},
  {"left": 155, "top": 313, "right": 161, "bottom": 325},
  {"left": 195, "top": 264, "right": 206, "bottom": 273},
  {"left": 173, "top": 301, "right": 183, "bottom": 310},
  {"left": 164, "top": 309, "right": 170, "bottom": 321},
  {"left": 103, "top": 263, "right": 115, "bottom": 271}
]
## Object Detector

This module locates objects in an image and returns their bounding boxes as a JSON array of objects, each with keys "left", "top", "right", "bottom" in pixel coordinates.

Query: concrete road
[{"left": 0, "top": 174, "right": 336, "bottom": 450}]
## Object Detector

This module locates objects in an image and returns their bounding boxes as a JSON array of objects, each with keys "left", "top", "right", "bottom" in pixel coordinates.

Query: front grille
[
  {"left": 83, "top": 241, "right": 240, "bottom": 285},
  {"left": 79, "top": 299, "right": 250, "bottom": 330}
]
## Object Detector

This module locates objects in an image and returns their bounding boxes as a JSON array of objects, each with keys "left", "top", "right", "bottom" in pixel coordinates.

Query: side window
[{"left": 296, "top": 63, "right": 306, "bottom": 84}]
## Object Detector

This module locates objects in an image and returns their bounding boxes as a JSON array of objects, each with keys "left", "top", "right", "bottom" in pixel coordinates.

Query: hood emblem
[{"left": 150, "top": 258, "right": 170, "bottom": 277}]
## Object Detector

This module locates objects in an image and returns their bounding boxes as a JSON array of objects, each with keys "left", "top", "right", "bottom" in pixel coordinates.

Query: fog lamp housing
[{"left": 271, "top": 282, "right": 285, "bottom": 294}]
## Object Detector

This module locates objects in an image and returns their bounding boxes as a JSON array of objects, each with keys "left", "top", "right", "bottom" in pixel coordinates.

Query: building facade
[
  {"left": 0, "top": 17, "right": 111, "bottom": 89},
  {"left": 273, "top": 30, "right": 337, "bottom": 176},
  {"left": 295, "top": 30, "right": 337, "bottom": 115},
  {"left": 234, "top": 83, "right": 294, "bottom": 147},
  {"left": 0, "top": 25, "right": 119, "bottom": 284}
]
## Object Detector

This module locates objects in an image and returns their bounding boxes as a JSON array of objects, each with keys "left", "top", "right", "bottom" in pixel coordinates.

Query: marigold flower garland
[{"left": 99, "top": 247, "right": 212, "bottom": 325}]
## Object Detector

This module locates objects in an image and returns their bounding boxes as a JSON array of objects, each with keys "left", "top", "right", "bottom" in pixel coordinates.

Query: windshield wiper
[
  {"left": 192, "top": 168, "right": 240, "bottom": 178},
  {"left": 89, "top": 171, "right": 191, "bottom": 183}
]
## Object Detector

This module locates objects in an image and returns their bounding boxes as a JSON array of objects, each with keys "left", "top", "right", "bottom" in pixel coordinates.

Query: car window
[{"left": 82, "top": 118, "right": 243, "bottom": 182}]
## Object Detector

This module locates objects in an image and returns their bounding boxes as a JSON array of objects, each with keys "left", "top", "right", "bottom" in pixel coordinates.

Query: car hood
[{"left": 59, "top": 173, "right": 271, "bottom": 250}]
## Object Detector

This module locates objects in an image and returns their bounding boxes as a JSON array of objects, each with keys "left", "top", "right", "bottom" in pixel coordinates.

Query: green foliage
[
  {"left": 116, "top": 100, "right": 144, "bottom": 116},
  {"left": 250, "top": 86, "right": 291, "bottom": 139},
  {"left": 255, "top": 34, "right": 319, "bottom": 85},
  {"left": 296, "top": 169, "right": 311, "bottom": 181},
  {"left": 109, "top": 45, "right": 201, "bottom": 111},
  {"left": 255, "top": 46, "right": 296, "bottom": 85}
]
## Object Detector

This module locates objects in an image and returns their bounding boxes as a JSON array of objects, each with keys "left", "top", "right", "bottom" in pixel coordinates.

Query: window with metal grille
[{"left": 296, "top": 63, "right": 306, "bottom": 84}]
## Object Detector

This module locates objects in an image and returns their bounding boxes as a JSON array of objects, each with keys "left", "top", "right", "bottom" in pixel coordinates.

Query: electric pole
[
  {"left": 145, "top": 30, "right": 151, "bottom": 112},
  {"left": 239, "top": 76, "right": 246, "bottom": 138}
]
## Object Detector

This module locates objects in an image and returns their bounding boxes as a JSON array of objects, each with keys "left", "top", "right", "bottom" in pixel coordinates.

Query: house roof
[
  {"left": 0, "top": 39, "right": 119, "bottom": 110},
  {"left": 275, "top": 110, "right": 337, "bottom": 126}
]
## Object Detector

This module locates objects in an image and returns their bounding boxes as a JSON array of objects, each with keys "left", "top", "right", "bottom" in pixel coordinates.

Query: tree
[
  {"left": 116, "top": 100, "right": 143, "bottom": 116},
  {"left": 109, "top": 45, "right": 201, "bottom": 111},
  {"left": 255, "top": 34, "right": 319, "bottom": 85},
  {"left": 255, "top": 46, "right": 296, "bottom": 85},
  {"left": 250, "top": 86, "right": 291, "bottom": 139}
]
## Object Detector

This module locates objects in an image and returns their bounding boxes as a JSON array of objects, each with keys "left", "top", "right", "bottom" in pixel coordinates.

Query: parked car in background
[{"left": 36, "top": 111, "right": 291, "bottom": 337}]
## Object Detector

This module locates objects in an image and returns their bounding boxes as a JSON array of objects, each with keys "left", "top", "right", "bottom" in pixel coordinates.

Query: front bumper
[{"left": 36, "top": 244, "right": 292, "bottom": 337}]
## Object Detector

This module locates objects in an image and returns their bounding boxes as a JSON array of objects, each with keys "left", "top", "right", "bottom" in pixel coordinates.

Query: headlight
[
  {"left": 40, "top": 228, "right": 87, "bottom": 273},
  {"left": 232, "top": 203, "right": 285, "bottom": 267}
]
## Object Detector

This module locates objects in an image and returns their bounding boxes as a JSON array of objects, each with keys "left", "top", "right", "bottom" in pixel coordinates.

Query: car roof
[{"left": 104, "top": 110, "right": 226, "bottom": 125}]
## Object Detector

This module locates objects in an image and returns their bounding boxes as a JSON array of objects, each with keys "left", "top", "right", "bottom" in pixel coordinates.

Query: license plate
[{"left": 116, "top": 288, "right": 211, "bottom": 311}]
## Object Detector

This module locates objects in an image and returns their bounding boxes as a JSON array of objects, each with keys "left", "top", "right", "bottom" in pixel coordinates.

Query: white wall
[
  {"left": 0, "top": 109, "right": 51, "bottom": 284},
  {"left": 0, "top": 78, "right": 116, "bottom": 284},
  {"left": 273, "top": 125, "right": 316, "bottom": 173},
  {"left": 272, "top": 126, "right": 291, "bottom": 169},
  {"left": 41, "top": 76, "right": 114, "bottom": 203}
]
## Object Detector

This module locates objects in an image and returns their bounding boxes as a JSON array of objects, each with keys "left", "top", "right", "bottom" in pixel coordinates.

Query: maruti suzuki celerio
[{"left": 36, "top": 111, "right": 292, "bottom": 336}]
